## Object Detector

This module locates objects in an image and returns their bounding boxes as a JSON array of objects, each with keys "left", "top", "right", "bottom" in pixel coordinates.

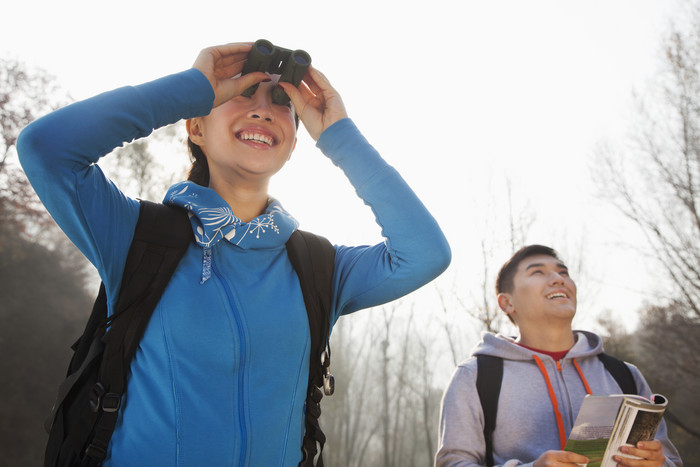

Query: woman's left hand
[{"left": 277, "top": 66, "right": 348, "bottom": 141}]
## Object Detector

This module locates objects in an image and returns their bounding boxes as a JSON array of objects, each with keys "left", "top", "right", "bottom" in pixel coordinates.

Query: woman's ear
[
  {"left": 186, "top": 118, "right": 205, "bottom": 146},
  {"left": 287, "top": 137, "right": 297, "bottom": 161}
]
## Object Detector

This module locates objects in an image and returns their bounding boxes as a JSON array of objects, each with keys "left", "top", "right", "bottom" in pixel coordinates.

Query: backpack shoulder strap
[
  {"left": 597, "top": 352, "right": 637, "bottom": 395},
  {"left": 476, "top": 355, "right": 503, "bottom": 467},
  {"left": 83, "top": 200, "right": 192, "bottom": 462},
  {"left": 285, "top": 229, "right": 336, "bottom": 467}
]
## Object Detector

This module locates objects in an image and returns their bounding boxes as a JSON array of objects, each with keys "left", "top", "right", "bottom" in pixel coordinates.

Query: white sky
[{"left": 1, "top": 0, "right": 690, "bottom": 332}]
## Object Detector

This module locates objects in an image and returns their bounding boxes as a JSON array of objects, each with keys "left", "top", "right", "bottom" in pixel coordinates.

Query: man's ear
[
  {"left": 186, "top": 118, "right": 205, "bottom": 146},
  {"left": 497, "top": 293, "right": 514, "bottom": 315}
]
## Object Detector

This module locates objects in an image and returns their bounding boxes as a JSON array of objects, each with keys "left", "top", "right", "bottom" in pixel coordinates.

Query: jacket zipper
[{"left": 212, "top": 257, "right": 247, "bottom": 466}]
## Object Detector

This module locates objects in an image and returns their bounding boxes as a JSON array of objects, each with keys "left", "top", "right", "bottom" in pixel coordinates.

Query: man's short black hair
[{"left": 495, "top": 245, "right": 560, "bottom": 295}]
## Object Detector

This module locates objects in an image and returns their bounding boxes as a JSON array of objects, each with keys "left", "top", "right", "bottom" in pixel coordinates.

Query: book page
[
  {"left": 610, "top": 399, "right": 665, "bottom": 463},
  {"left": 564, "top": 396, "right": 625, "bottom": 466},
  {"left": 565, "top": 394, "right": 667, "bottom": 467}
]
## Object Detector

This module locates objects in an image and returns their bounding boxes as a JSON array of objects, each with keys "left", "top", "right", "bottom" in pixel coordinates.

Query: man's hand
[
  {"left": 614, "top": 440, "right": 666, "bottom": 466},
  {"left": 533, "top": 449, "right": 589, "bottom": 466}
]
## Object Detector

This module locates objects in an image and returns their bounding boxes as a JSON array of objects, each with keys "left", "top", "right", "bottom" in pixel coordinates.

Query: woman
[{"left": 18, "top": 42, "right": 451, "bottom": 466}]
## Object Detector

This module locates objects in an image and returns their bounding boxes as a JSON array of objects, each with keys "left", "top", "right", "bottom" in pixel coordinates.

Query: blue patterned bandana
[
  {"left": 164, "top": 182, "right": 298, "bottom": 282},
  {"left": 165, "top": 181, "right": 298, "bottom": 249}
]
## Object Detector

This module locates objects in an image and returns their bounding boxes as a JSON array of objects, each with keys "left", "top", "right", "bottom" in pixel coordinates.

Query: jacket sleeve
[
  {"left": 436, "top": 364, "right": 489, "bottom": 467},
  {"left": 435, "top": 363, "right": 540, "bottom": 467},
  {"left": 627, "top": 363, "right": 684, "bottom": 467},
  {"left": 316, "top": 118, "right": 451, "bottom": 320},
  {"left": 17, "top": 69, "right": 214, "bottom": 309}
]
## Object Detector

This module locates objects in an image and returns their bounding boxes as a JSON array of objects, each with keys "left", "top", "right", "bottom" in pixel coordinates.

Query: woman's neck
[{"left": 209, "top": 177, "right": 270, "bottom": 223}]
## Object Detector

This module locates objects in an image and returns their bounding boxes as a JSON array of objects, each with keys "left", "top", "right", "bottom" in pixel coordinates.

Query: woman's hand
[
  {"left": 278, "top": 66, "right": 348, "bottom": 141},
  {"left": 192, "top": 43, "right": 270, "bottom": 108}
]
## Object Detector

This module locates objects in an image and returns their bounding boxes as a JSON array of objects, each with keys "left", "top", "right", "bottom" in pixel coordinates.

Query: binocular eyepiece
[{"left": 241, "top": 39, "right": 311, "bottom": 106}]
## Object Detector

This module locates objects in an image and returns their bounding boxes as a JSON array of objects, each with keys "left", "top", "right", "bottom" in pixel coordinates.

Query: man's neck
[
  {"left": 515, "top": 326, "right": 576, "bottom": 353},
  {"left": 516, "top": 342, "right": 571, "bottom": 361}
]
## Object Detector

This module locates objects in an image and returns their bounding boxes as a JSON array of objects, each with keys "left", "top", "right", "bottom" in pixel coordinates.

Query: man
[{"left": 435, "top": 245, "right": 682, "bottom": 466}]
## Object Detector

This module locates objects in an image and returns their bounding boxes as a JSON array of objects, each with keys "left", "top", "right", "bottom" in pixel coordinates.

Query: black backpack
[
  {"left": 476, "top": 352, "right": 637, "bottom": 467},
  {"left": 44, "top": 200, "right": 336, "bottom": 467}
]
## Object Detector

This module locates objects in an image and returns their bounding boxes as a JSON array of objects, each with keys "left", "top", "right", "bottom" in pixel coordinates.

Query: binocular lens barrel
[
  {"left": 292, "top": 51, "right": 310, "bottom": 66},
  {"left": 240, "top": 39, "right": 311, "bottom": 105},
  {"left": 255, "top": 43, "right": 272, "bottom": 55}
]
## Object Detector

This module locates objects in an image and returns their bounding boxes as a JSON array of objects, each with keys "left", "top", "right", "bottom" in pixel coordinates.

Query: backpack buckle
[
  {"left": 323, "top": 373, "right": 335, "bottom": 396},
  {"left": 89, "top": 382, "right": 121, "bottom": 413},
  {"left": 89, "top": 383, "right": 105, "bottom": 413},
  {"left": 321, "top": 348, "right": 334, "bottom": 396},
  {"left": 102, "top": 393, "right": 121, "bottom": 413}
]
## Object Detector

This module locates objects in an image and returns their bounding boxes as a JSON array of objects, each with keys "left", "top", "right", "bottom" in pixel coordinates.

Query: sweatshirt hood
[
  {"left": 164, "top": 181, "right": 298, "bottom": 250},
  {"left": 470, "top": 330, "right": 604, "bottom": 362}
]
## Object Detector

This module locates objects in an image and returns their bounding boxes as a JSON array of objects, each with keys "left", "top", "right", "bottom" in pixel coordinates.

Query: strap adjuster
[
  {"left": 84, "top": 442, "right": 107, "bottom": 460},
  {"left": 89, "top": 382, "right": 105, "bottom": 413},
  {"left": 102, "top": 393, "right": 121, "bottom": 413},
  {"left": 88, "top": 382, "right": 121, "bottom": 413}
]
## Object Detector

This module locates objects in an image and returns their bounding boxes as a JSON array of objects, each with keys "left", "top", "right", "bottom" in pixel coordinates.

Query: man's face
[{"left": 499, "top": 254, "right": 577, "bottom": 326}]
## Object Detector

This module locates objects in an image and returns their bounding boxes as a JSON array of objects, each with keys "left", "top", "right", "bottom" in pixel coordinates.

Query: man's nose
[{"left": 549, "top": 271, "right": 565, "bottom": 284}]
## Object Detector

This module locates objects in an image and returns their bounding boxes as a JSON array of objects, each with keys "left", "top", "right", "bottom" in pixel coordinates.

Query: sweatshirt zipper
[
  {"left": 212, "top": 257, "right": 247, "bottom": 466},
  {"left": 532, "top": 354, "right": 567, "bottom": 449}
]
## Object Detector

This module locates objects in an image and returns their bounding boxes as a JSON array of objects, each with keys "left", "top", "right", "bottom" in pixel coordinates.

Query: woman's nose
[
  {"left": 249, "top": 111, "right": 273, "bottom": 122},
  {"left": 247, "top": 88, "right": 274, "bottom": 122}
]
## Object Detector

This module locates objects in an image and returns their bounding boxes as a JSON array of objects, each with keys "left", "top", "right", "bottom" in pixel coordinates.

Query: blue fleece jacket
[{"left": 18, "top": 69, "right": 451, "bottom": 466}]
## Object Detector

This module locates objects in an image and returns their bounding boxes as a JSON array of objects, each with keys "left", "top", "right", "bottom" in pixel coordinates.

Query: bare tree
[
  {"left": 595, "top": 5, "right": 700, "bottom": 318},
  {"left": 323, "top": 314, "right": 379, "bottom": 467},
  {"left": 593, "top": 6, "right": 700, "bottom": 462},
  {"left": 1, "top": 58, "right": 68, "bottom": 173},
  {"left": 323, "top": 299, "right": 445, "bottom": 467},
  {"left": 0, "top": 59, "right": 69, "bottom": 241},
  {"left": 100, "top": 123, "right": 189, "bottom": 201}
]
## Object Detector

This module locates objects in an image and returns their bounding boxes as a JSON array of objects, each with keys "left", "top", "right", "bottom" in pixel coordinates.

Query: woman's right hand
[{"left": 192, "top": 43, "right": 270, "bottom": 108}]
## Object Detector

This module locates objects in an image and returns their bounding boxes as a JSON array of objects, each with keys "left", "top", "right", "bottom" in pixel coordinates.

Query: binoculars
[{"left": 241, "top": 39, "right": 311, "bottom": 106}]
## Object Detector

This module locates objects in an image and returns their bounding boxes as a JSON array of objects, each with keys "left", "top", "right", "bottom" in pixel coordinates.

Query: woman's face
[{"left": 188, "top": 75, "right": 297, "bottom": 187}]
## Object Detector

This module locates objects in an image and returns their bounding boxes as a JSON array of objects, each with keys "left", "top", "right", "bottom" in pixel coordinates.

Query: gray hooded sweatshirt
[{"left": 435, "top": 331, "right": 682, "bottom": 466}]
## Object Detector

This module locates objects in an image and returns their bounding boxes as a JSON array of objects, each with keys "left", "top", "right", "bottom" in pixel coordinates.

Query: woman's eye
[{"left": 272, "top": 97, "right": 292, "bottom": 109}]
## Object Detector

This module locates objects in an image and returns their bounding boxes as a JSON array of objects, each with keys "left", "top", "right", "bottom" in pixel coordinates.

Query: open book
[{"left": 564, "top": 393, "right": 667, "bottom": 467}]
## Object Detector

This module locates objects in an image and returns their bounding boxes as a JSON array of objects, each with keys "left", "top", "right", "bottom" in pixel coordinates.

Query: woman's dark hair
[{"left": 187, "top": 138, "right": 210, "bottom": 186}]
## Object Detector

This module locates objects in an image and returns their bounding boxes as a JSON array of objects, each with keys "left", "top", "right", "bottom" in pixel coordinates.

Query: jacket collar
[{"left": 164, "top": 181, "right": 298, "bottom": 250}]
